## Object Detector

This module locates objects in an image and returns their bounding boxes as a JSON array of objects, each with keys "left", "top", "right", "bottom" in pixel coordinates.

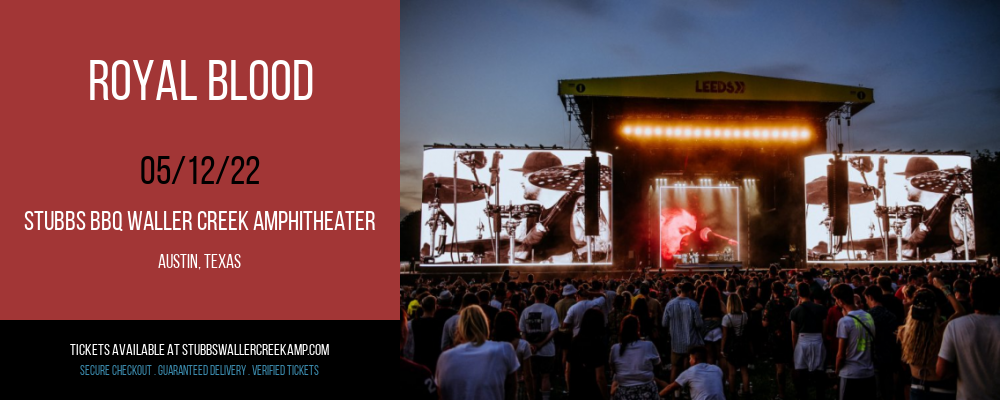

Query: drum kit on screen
[
  {"left": 423, "top": 150, "right": 611, "bottom": 264},
  {"left": 807, "top": 155, "right": 972, "bottom": 262}
]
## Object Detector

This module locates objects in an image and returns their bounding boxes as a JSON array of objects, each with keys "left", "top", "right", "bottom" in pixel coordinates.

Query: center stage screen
[
  {"left": 659, "top": 186, "right": 740, "bottom": 269},
  {"left": 421, "top": 149, "right": 612, "bottom": 266},
  {"left": 804, "top": 154, "right": 975, "bottom": 262}
]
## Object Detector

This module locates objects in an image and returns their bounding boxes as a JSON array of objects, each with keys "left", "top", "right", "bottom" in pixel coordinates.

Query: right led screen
[{"left": 804, "top": 154, "right": 974, "bottom": 262}]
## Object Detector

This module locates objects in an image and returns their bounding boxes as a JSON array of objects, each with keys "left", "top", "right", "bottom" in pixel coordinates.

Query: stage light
[
  {"left": 654, "top": 127, "right": 662, "bottom": 136},
  {"left": 781, "top": 130, "right": 789, "bottom": 138},
  {"left": 723, "top": 129, "right": 731, "bottom": 138},
  {"left": 666, "top": 127, "right": 674, "bottom": 137},
  {"left": 713, "top": 129, "right": 721, "bottom": 138},
  {"left": 683, "top": 128, "right": 692, "bottom": 137},
  {"left": 623, "top": 126, "right": 632, "bottom": 135},
  {"left": 741, "top": 129, "right": 750, "bottom": 138}
]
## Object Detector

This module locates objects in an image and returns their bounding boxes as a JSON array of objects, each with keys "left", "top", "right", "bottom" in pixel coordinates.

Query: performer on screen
[
  {"left": 660, "top": 208, "right": 696, "bottom": 266},
  {"left": 507, "top": 152, "right": 610, "bottom": 263},
  {"left": 897, "top": 157, "right": 975, "bottom": 260}
]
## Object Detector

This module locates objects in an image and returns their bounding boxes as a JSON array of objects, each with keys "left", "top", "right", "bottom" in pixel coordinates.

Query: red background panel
[{"left": 0, "top": 1, "right": 399, "bottom": 319}]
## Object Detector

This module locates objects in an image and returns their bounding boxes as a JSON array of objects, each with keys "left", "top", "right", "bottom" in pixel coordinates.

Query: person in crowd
[
  {"left": 566, "top": 308, "right": 610, "bottom": 400},
  {"left": 592, "top": 281, "right": 613, "bottom": 316},
  {"left": 509, "top": 292, "right": 527, "bottom": 315},
  {"left": 936, "top": 275, "right": 1000, "bottom": 400},
  {"left": 442, "top": 293, "right": 480, "bottom": 351},
  {"left": 494, "top": 310, "right": 535, "bottom": 400},
  {"left": 764, "top": 280, "right": 795, "bottom": 400},
  {"left": 436, "top": 305, "right": 520, "bottom": 400},
  {"left": 521, "top": 286, "right": 560, "bottom": 400},
  {"left": 493, "top": 282, "right": 508, "bottom": 310},
  {"left": 410, "top": 295, "right": 445, "bottom": 372},
  {"left": 645, "top": 285, "right": 663, "bottom": 330},
  {"left": 700, "top": 285, "right": 725, "bottom": 366},
  {"left": 563, "top": 284, "right": 607, "bottom": 337},
  {"left": 661, "top": 281, "right": 703, "bottom": 396},
  {"left": 790, "top": 282, "right": 828, "bottom": 399},
  {"left": 658, "top": 346, "right": 725, "bottom": 400},
  {"left": 876, "top": 276, "right": 904, "bottom": 324},
  {"left": 898, "top": 289, "right": 958, "bottom": 400},
  {"left": 620, "top": 291, "right": 633, "bottom": 315},
  {"left": 951, "top": 279, "right": 972, "bottom": 315},
  {"left": 401, "top": 308, "right": 439, "bottom": 400},
  {"left": 555, "top": 283, "right": 578, "bottom": 376},
  {"left": 609, "top": 315, "right": 661, "bottom": 399},
  {"left": 630, "top": 298, "right": 653, "bottom": 340},
  {"left": 832, "top": 283, "right": 876, "bottom": 400},
  {"left": 607, "top": 294, "right": 627, "bottom": 345},
  {"left": 863, "top": 286, "right": 900, "bottom": 400},
  {"left": 721, "top": 293, "right": 752, "bottom": 396},
  {"left": 479, "top": 289, "right": 500, "bottom": 324},
  {"left": 409, "top": 287, "right": 429, "bottom": 319},
  {"left": 737, "top": 284, "right": 765, "bottom": 369}
]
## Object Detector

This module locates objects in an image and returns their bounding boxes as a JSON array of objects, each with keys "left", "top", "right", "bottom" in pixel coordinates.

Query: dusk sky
[{"left": 400, "top": 1, "right": 1000, "bottom": 218}]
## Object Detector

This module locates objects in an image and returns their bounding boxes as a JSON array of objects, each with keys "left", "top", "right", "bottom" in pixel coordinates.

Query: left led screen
[{"left": 420, "top": 149, "right": 612, "bottom": 266}]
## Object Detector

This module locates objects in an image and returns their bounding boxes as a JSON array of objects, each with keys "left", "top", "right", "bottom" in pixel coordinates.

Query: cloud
[
  {"left": 647, "top": 5, "right": 702, "bottom": 44},
  {"left": 606, "top": 44, "right": 642, "bottom": 66},
  {"left": 535, "top": 0, "right": 609, "bottom": 17},
  {"left": 977, "top": 86, "right": 1000, "bottom": 105}
]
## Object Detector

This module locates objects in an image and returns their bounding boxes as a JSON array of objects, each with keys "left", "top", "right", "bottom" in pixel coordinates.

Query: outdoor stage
[{"left": 408, "top": 72, "right": 979, "bottom": 275}]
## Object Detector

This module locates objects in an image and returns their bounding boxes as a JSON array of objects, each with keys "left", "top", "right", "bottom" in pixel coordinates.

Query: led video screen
[
  {"left": 804, "top": 154, "right": 974, "bottom": 262},
  {"left": 659, "top": 186, "right": 740, "bottom": 269},
  {"left": 420, "top": 149, "right": 612, "bottom": 266}
]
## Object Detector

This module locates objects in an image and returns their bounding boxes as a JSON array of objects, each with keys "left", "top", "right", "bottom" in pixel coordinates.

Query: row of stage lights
[
  {"left": 622, "top": 125, "right": 811, "bottom": 141},
  {"left": 655, "top": 178, "right": 758, "bottom": 187}
]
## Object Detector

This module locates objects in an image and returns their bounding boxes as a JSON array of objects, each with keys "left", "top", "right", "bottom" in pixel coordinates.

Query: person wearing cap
[
  {"left": 508, "top": 152, "right": 576, "bottom": 263},
  {"left": 897, "top": 157, "right": 975, "bottom": 261},
  {"left": 553, "top": 283, "right": 578, "bottom": 374},
  {"left": 511, "top": 152, "right": 611, "bottom": 264}
]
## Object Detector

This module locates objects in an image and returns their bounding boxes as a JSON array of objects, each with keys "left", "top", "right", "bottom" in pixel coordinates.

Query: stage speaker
[
  {"left": 826, "top": 164, "right": 835, "bottom": 218},
  {"left": 584, "top": 156, "right": 600, "bottom": 236},
  {"left": 833, "top": 158, "right": 849, "bottom": 236}
]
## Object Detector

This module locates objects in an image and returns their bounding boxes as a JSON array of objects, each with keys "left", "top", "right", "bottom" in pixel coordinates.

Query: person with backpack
[
  {"left": 832, "top": 283, "right": 876, "bottom": 400},
  {"left": 721, "top": 293, "right": 751, "bottom": 396}
]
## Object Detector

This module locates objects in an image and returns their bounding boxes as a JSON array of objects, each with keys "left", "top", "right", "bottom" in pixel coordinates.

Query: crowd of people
[{"left": 400, "top": 262, "right": 1000, "bottom": 400}]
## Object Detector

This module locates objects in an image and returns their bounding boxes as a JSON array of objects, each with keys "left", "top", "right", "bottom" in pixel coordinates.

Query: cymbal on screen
[
  {"left": 421, "top": 174, "right": 488, "bottom": 203},
  {"left": 527, "top": 163, "right": 612, "bottom": 192}
]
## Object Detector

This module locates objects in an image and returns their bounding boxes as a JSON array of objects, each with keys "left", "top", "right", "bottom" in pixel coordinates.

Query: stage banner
[{"left": 1, "top": 1, "right": 398, "bottom": 389}]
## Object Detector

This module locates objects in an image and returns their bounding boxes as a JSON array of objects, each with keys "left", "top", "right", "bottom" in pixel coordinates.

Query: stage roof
[
  {"left": 559, "top": 72, "right": 874, "bottom": 146},
  {"left": 559, "top": 72, "right": 873, "bottom": 114}
]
